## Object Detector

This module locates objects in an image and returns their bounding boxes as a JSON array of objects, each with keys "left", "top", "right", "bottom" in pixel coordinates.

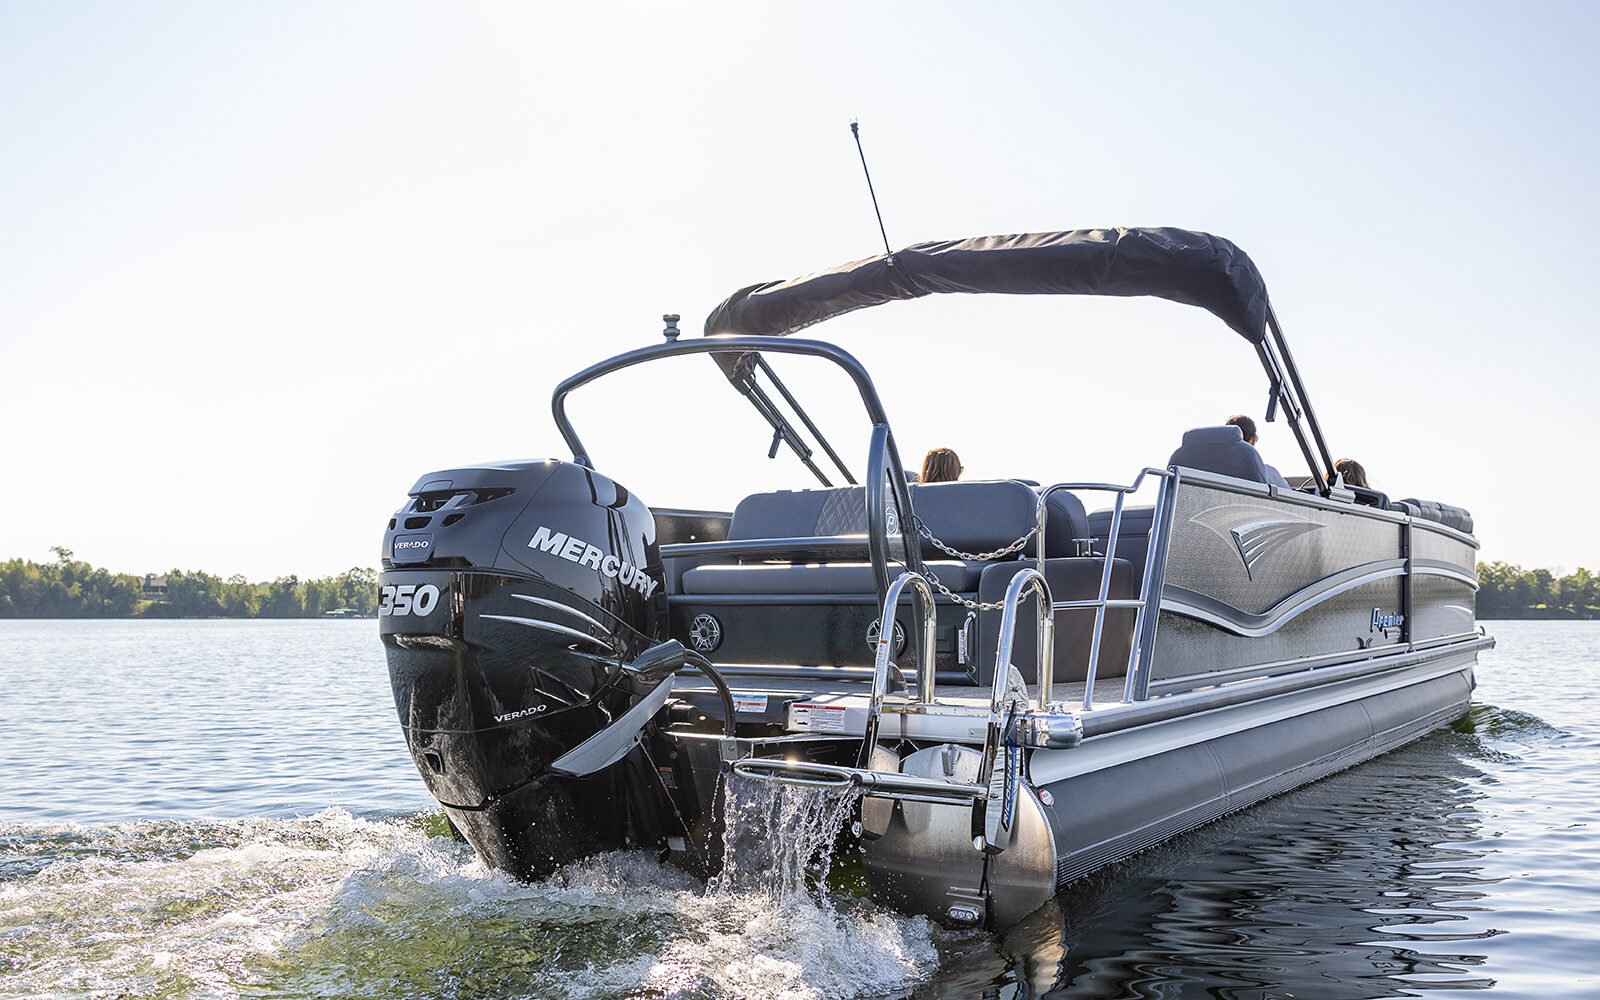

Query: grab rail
[
  {"left": 859, "top": 571, "right": 937, "bottom": 767},
  {"left": 981, "top": 568, "right": 1052, "bottom": 785},
  {"left": 1036, "top": 468, "right": 1176, "bottom": 708}
]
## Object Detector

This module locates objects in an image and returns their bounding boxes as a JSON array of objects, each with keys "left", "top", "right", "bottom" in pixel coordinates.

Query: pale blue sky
[{"left": 3, "top": 2, "right": 1594, "bottom": 579}]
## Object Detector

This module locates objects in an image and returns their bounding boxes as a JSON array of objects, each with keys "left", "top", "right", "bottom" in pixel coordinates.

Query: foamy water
[{"left": 0, "top": 803, "right": 944, "bottom": 1000}]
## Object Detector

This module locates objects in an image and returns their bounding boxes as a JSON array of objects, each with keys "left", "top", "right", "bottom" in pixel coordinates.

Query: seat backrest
[
  {"left": 909, "top": 480, "right": 1038, "bottom": 556},
  {"left": 1167, "top": 425, "right": 1270, "bottom": 483},
  {"left": 1390, "top": 497, "right": 1474, "bottom": 534},
  {"left": 726, "top": 480, "right": 1073, "bottom": 558},
  {"left": 727, "top": 490, "right": 836, "bottom": 540},
  {"left": 1041, "top": 490, "right": 1090, "bottom": 556}
]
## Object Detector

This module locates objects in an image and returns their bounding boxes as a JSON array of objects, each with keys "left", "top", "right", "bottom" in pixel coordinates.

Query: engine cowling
[{"left": 378, "top": 459, "right": 671, "bottom": 877}]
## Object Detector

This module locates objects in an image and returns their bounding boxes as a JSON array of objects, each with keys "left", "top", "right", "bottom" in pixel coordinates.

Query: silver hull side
[{"left": 862, "top": 642, "right": 1479, "bottom": 928}]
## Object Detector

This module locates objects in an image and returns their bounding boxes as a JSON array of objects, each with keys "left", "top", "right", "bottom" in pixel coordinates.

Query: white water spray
[{"left": 713, "top": 771, "right": 862, "bottom": 906}]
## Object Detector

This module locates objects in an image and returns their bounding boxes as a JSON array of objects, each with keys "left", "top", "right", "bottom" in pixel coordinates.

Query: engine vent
[{"left": 410, "top": 487, "right": 518, "bottom": 513}]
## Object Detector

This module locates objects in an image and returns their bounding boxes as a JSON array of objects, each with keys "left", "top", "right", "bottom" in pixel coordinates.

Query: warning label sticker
[
  {"left": 790, "top": 702, "right": 848, "bottom": 733},
  {"left": 733, "top": 693, "right": 768, "bottom": 714}
]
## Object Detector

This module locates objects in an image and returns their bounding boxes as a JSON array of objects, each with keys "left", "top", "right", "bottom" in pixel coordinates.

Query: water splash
[
  {"left": 0, "top": 807, "right": 942, "bottom": 1000},
  {"left": 712, "top": 772, "right": 862, "bottom": 906}
]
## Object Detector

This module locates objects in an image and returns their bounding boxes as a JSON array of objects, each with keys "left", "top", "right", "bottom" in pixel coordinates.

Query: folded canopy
[{"left": 703, "top": 227, "right": 1270, "bottom": 345}]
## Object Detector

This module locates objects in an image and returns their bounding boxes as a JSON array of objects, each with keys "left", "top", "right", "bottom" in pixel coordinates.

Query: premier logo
[
  {"left": 1371, "top": 608, "right": 1405, "bottom": 633},
  {"left": 528, "top": 526, "right": 659, "bottom": 598}
]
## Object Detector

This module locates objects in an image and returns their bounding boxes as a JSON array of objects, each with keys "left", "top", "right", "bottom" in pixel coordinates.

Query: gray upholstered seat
[
  {"left": 723, "top": 479, "right": 1088, "bottom": 559},
  {"left": 680, "top": 559, "right": 982, "bottom": 596},
  {"left": 1389, "top": 498, "right": 1474, "bottom": 533},
  {"left": 1167, "top": 425, "right": 1271, "bottom": 483}
]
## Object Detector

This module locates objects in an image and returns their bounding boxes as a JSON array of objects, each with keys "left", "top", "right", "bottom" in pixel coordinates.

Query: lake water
[{"left": 1, "top": 619, "right": 1595, "bottom": 999}]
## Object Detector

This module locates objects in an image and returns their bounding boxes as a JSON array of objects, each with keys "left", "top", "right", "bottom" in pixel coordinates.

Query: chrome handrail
[
  {"left": 858, "top": 571, "right": 937, "bottom": 768},
  {"left": 1125, "top": 471, "right": 1178, "bottom": 702},
  {"left": 1036, "top": 468, "right": 1174, "bottom": 708},
  {"left": 982, "top": 568, "right": 1052, "bottom": 784}
]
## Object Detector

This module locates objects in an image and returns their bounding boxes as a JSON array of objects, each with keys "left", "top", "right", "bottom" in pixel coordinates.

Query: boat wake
[{"left": 0, "top": 805, "right": 945, "bottom": 1000}]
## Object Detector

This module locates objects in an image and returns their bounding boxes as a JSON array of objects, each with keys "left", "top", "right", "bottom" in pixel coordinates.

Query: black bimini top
[{"left": 703, "top": 227, "right": 1270, "bottom": 345}]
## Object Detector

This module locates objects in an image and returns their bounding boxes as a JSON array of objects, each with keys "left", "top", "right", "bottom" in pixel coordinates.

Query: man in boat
[{"left": 1225, "top": 415, "right": 1290, "bottom": 487}]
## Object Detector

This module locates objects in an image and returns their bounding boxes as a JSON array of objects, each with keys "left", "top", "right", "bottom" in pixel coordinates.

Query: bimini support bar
[
  {"left": 734, "top": 373, "right": 835, "bottom": 486},
  {"left": 1265, "top": 304, "right": 1337, "bottom": 490},
  {"left": 1253, "top": 305, "right": 1335, "bottom": 495},
  {"left": 753, "top": 357, "right": 857, "bottom": 485},
  {"left": 859, "top": 572, "right": 937, "bottom": 768}
]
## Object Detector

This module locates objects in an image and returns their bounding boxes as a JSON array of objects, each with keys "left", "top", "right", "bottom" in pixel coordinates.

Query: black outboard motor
[{"left": 378, "top": 459, "right": 672, "bottom": 879}]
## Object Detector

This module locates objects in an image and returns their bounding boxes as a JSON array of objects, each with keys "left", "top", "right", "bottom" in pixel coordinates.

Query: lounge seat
[
  {"left": 723, "top": 479, "right": 1090, "bottom": 558},
  {"left": 680, "top": 559, "right": 984, "bottom": 595},
  {"left": 1389, "top": 498, "right": 1474, "bottom": 534},
  {"left": 1167, "top": 425, "right": 1272, "bottom": 484}
]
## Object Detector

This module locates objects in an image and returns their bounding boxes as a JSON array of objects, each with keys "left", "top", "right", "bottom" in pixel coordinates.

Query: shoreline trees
[
  {"left": 0, "top": 551, "right": 378, "bottom": 618},
  {"left": 1, "top": 551, "right": 1593, "bottom": 620},
  {"left": 1474, "top": 562, "right": 1597, "bottom": 620}
]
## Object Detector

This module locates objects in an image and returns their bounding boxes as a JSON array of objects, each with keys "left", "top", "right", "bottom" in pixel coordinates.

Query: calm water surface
[{"left": 0, "top": 619, "right": 1595, "bottom": 999}]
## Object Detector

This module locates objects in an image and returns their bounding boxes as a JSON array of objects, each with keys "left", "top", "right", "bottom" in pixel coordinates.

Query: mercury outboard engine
[{"left": 378, "top": 459, "right": 674, "bottom": 879}]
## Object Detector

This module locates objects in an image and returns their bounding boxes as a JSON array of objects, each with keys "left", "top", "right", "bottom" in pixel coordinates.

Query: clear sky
[{"left": 3, "top": 2, "right": 1595, "bottom": 581}]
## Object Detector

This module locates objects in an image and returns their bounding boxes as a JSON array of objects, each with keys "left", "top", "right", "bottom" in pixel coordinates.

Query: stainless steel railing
[{"left": 1035, "top": 468, "right": 1176, "bottom": 709}]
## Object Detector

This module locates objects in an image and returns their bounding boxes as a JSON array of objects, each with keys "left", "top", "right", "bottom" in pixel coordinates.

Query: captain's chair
[{"left": 1168, "top": 425, "right": 1271, "bottom": 483}]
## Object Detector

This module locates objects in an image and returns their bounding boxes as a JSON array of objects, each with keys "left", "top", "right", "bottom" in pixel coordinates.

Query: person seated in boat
[
  {"left": 1335, "top": 458, "right": 1370, "bottom": 489},
  {"left": 920, "top": 448, "right": 962, "bottom": 484},
  {"left": 1225, "top": 415, "right": 1290, "bottom": 487}
]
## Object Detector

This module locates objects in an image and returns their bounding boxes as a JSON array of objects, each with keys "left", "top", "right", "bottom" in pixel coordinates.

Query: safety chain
[
  {"left": 912, "top": 515, "right": 1038, "bottom": 561},
  {"left": 911, "top": 514, "right": 1042, "bottom": 612}
]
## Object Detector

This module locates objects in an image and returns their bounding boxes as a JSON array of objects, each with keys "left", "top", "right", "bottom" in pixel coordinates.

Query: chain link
[
  {"left": 912, "top": 515, "right": 1038, "bottom": 561},
  {"left": 910, "top": 514, "right": 1042, "bottom": 611}
]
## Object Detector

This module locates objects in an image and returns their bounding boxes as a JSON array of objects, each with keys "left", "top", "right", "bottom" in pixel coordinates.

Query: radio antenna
[{"left": 850, "top": 120, "right": 895, "bottom": 265}]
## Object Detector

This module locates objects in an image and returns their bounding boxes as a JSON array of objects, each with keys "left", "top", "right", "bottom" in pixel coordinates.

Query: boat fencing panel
[
  {"left": 1147, "top": 477, "right": 1408, "bottom": 693},
  {"left": 1407, "top": 522, "right": 1481, "bottom": 646}
]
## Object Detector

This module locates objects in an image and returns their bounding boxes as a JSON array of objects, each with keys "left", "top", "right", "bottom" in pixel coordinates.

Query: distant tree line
[
  {"left": 2, "top": 548, "right": 1591, "bottom": 621},
  {"left": 0, "top": 548, "right": 378, "bottom": 619},
  {"left": 1476, "top": 561, "right": 1598, "bottom": 619}
]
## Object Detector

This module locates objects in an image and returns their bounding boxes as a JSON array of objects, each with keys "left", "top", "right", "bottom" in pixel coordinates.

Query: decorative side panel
[
  {"left": 1151, "top": 482, "right": 1408, "bottom": 687},
  {"left": 1410, "top": 522, "right": 1479, "bottom": 644}
]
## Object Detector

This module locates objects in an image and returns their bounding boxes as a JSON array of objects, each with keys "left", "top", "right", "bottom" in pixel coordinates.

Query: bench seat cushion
[
  {"left": 680, "top": 559, "right": 983, "bottom": 596},
  {"left": 726, "top": 480, "right": 1089, "bottom": 558}
]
